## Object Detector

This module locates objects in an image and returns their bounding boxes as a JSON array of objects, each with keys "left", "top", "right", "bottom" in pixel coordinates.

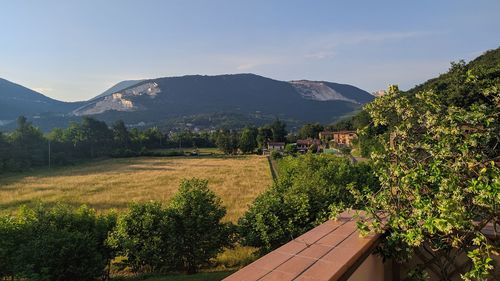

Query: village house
[
  {"left": 267, "top": 142, "right": 285, "bottom": 151},
  {"left": 318, "top": 131, "right": 334, "bottom": 142},
  {"left": 319, "top": 130, "right": 358, "bottom": 147},
  {"left": 332, "top": 131, "right": 357, "bottom": 146},
  {"left": 296, "top": 138, "right": 321, "bottom": 153}
]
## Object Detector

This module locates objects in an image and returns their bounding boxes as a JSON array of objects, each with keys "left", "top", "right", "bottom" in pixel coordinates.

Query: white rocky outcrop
[
  {"left": 72, "top": 82, "right": 160, "bottom": 116},
  {"left": 290, "top": 80, "right": 358, "bottom": 103}
]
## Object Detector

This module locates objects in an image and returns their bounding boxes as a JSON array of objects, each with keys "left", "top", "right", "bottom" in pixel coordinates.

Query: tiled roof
[
  {"left": 224, "top": 211, "right": 380, "bottom": 281},
  {"left": 297, "top": 139, "right": 321, "bottom": 145}
]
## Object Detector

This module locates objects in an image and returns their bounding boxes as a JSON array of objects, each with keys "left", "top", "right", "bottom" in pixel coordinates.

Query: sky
[{"left": 0, "top": 0, "right": 499, "bottom": 101}]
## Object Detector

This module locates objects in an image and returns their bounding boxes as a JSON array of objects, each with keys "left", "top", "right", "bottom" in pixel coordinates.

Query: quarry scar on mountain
[
  {"left": 72, "top": 82, "right": 161, "bottom": 116},
  {"left": 290, "top": 80, "right": 360, "bottom": 103}
]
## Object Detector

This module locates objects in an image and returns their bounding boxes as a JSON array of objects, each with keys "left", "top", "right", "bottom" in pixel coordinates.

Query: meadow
[
  {"left": 0, "top": 154, "right": 273, "bottom": 279},
  {"left": 0, "top": 154, "right": 272, "bottom": 222}
]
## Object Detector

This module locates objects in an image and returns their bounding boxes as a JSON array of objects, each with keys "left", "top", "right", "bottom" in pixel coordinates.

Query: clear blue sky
[{"left": 0, "top": 0, "right": 499, "bottom": 101}]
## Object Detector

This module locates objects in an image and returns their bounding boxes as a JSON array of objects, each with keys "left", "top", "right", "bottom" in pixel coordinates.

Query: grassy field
[
  {"left": 0, "top": 155, "right": 272, "bottom": 222},
  {"left": 0, "top": 154, "right": 271, "bottom": 279}
]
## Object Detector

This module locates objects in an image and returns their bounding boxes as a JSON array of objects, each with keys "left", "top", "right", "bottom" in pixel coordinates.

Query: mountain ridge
[
  {"left": 0, "top": 78, "right": 83, "bottom": 121},
  {"left": 0, "top": 73, "right": 373, "bottom": 130}
]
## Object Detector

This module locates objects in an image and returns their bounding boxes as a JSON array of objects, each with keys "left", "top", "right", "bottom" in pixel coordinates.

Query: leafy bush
[
  {"left": 109, "top": 201, "right": 171, "bottom": 272},
  {"left": 270, "top": 150, "right": 282, "bottom": 160},
  {"left": 167, "top": 179, "right": 235, "bottom": 273},
  {"left": 110, "top": 179, "right": 234, "bottom": 274},
  {"left": 359, "top": 82, "right": 499, "bottom": 279},
  {"left": 239, "top": 154, "right": 378, "bottom": 252},
  {"left": 0, "top": 204, "right": 116, "bottom": 281}
]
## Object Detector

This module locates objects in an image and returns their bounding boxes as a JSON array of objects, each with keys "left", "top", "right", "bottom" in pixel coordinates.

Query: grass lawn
[{"left": 0, "top": 155, "right": 272, "bottom": 222}]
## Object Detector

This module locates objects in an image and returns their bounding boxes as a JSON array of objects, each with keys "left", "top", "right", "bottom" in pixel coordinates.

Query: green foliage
[
  {"left": 270, "top": 150, "right": 282, "bottom": 160},
  {"left": 215, "top": 129, "right": 238, "bottom": 154},
  {"left": 284, "top": 143, "right": 297, "bottom": 154},
  {"left": 113, "top": 120, "right": 132, "bottom": 150},
  {"left": 239, "top": 126, "right": 258, "bottom": 154},
  {"left": 239, "top": 154, "right": 378, "bottom": 252},
  {"left": 270, "top": 118, "right": 287, "bottom": 142},
  {"left": 168, "top": 179, "right": 234, "bottom": 273},
  {"left": 81, "top": 116, "right": 114, "bottom": 158},
  {"left": 0, "top": 116, "right": 290, "bottom": 172},
  {"left": 256, "top": 126, "right": 273, "bottom": 148},
  {"left": 109, "top": 201, "right": 170, "bottom": 272},
  {"left": 110, "top": 179, "right": 234, "bottom": 274},
  {"left": 6, "top": 116, "right": 47, "bottom": 170},
  {"left": 0, "top": 204, "right": 116, "bottom": 281},
  {"left": 298, "top": 123, "right": 324, "bottom": 139},
  {"left": 409, "top": 48, "right": 500, "bottom": 108},
  {"left": 358, "top": 72, "right": 499, "bottom": 280}
]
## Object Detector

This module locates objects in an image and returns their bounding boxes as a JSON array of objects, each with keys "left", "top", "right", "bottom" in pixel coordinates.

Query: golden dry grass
[{"left": 0, "top": 155, "right": 272, "bottom": 222}]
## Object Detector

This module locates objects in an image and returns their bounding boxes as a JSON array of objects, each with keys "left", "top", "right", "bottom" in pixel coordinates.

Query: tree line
[{"left": 0, "top": 117, "right": 292, "bottom": 173}]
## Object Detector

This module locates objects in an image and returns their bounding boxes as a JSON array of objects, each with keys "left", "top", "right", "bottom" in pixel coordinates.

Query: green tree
[
  {"left": 239, "top": 154, "right": 378, "bottom": 252},
  {"left": 239, "top": 126, "right": 258, "bottom": 154},
  {"left": 298, "top": 123, "right": 324, "bottom": 139},
  {"left": 112, "top": 120, "right": 132, "bottom": 149},
  {"left": 109, "top": 201, "right": 169, "bottom": 272},
  {"left": 0, "top": 204, "right": 116, "bottom": 281},
  {"left": 357, "top": 82, "right": 499, "bottom": 280},
  {"left": 167, "top": 178, "right": 234, "bottom": 273},
  {"left": 143, "top": 127, "right": 164, "bottom": 149},
  {"left": 0, "top": 132, "right": 11, "bottom": 172},
  {"left": 256, "top": 126, "right": 273, "bottom": 148},
  {"left": 284, "top": 143, "right": 296, "bottom": 155},
  {"left": 215, "top": 129, "right": 238, "bottom": 154},
  {"left": 270, "top": 118, "right": 287, "bottom": 142},
  {"left": 9, "top": 116, "right": 47, "bottom": 169},
  {"left": 81, "top": 117, "right": 113, "bottom": 158}
]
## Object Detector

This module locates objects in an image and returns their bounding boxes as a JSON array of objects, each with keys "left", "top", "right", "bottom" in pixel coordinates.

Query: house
[
  {"left": 296, "top": 138, "right": 321, "bottom": 153},
  {"left": 320, "top": 130, "right": 357, "bottom": 147},
  {"left": 267, "top": 142, "right": 285, "bottom": 151},
  {"left": 319, "top": 131, "right": 334, "bottom": 142},
  {"left": 332, "top": 131, "right": 357, "bottom": 146}
]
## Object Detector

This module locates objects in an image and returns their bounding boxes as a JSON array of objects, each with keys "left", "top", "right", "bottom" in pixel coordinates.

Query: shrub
[
  {"left": 0, "top": 204, "right": 116, "bottom": 281},
  {"left": 358, "top": 82, "right": 499, "bottom": 280},
  {"left": 239, "top": 154, "right": 378, "bottom": 252},
  {"left": 270, "top": 150, "right": 282, "bottom": 160},
  {"left": 167, "top": 178, "right": 234, "bottom": 273},
  {"left": 110, "top": 179, "right": 234, "bottom": 274},
  {"left": 108, "top": 201, "right": 170, "bottom": 272}
]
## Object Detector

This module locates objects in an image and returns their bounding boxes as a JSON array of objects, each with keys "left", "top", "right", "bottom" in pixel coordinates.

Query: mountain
[
  {"left": 71, "top": 74, "right": 373, "bottom": 126},
  {"left": 0, "top": 74, "right": 374, "bottom": 131},
  {"left": 407, "top": 47, "right": 500, "bottom": 107},
  {"left": 90, "top": 79, "right": 145, "bottom": 101},
  {"left": 0, "top": 78, "right": 83, "bottom": 123}
]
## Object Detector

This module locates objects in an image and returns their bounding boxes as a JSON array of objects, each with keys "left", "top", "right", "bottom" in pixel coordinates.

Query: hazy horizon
[{"left": 1, "top": 0, "right": 499, "bottom": 102}]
